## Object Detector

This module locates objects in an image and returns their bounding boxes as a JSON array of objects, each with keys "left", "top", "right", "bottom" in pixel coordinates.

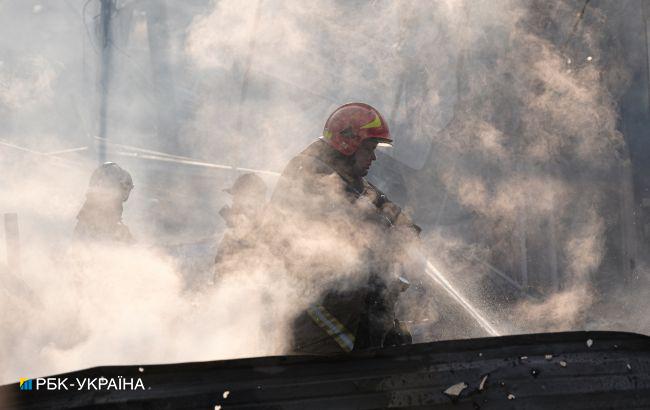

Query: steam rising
[{"left": 1, "top": 0, "right": 647, "bottom": 385}]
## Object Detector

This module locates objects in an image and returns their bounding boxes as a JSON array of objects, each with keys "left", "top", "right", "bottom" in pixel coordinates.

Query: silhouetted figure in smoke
[
  {"left": 214, "top": 173, "right": 267, "bottom": 280},
  {"left": 74, "top": 162, "right": 134, "bottom": 243},
  {"left": 268, "top": 103, "right": 421, "bottom": 354}
]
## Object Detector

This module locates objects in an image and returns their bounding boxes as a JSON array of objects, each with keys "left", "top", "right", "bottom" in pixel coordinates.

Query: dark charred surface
[{"left": 2, "top": 331, "right": 649, "bottom": 409}]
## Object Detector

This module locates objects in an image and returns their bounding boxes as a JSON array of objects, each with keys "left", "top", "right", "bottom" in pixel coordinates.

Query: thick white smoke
[{"left": 0, "top": 0, "right": 646, "bottom": 386}]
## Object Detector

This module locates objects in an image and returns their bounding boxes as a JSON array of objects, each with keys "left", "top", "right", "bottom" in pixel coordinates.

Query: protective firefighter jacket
[
  {"left": 74, "top": 194, "right": 133, "bottom": 243},
  {"left": 268, "top": 139, "right": 419, "bottom": 355},
  {"left": 213, "top": 205, "right": 261, "bottom": 281}
]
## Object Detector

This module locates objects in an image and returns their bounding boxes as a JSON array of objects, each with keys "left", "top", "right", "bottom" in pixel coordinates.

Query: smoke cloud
[{"left": 1, "top": 0, "right": 647, "bottom": 386}]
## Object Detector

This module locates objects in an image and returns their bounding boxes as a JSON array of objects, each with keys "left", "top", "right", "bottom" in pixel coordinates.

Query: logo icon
[{"left": 19, "top": 378, "right": 33, "bottom": 391}]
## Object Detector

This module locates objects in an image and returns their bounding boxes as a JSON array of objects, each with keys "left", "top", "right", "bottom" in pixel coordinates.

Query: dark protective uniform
[
  {"left": 213, "top": 206, "right": 260, "bottom": 278},
  {"left": 269, "top": 139, "right": 419, "bottom": 355},
  {"left": 74, "top": 162, "right": 134, "bottom": 243},
  {"left": 214, "top": 173, "right": 267, "bottom": 281},
  {"left": 74, "top": 198, "right": 133, "bottom": 243}
]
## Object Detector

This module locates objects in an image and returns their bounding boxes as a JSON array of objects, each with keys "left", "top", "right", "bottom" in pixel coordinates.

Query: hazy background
[{"left": 1, "top": 0, "right": 649, "bottom": 384}]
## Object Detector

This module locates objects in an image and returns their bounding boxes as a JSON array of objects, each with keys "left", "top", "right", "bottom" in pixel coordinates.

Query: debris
[
  {"left": 626, "top": 364, "right": 632, "bottom": 371},
  {"left": 479, "top": 375, "right": 489, "bottom": 391},
  {"left": 545, "top": 354, "right": 553, "bottom": 360},
  {"left": 138, "top": 367, "right": 144, "bottom": 373},
  {"left": 587, "top": 56, "right": 593, "bottom": 61},
  {"left": 397, "top": 276, "right": 410, "bottom": 291},
  {"left": 530, "top": 368, "right": 540, "bottom": 378},
  {"left": 520, "top": 356, "right": 528, "bottom": 360},
  {"left": 507, "top": 393, "right": 516, "bottom": 400},
  {"left": 443, "top": 382, "right": 468, "bottom": 398},
  {"left": 223, "top": 391, "right": 230, "bottom": 399},
  {"left": 478, "top": 352, "right": 483, "bottom": 357},
  {"left": 586, "top": 339, "right": 593, "bottom": 348},
  {"left": 559, "top": 361, "right": 567, "bottom": 368}
]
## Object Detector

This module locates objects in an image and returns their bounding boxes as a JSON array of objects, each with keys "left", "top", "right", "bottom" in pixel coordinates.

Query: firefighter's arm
[
  {"left": 363, "top": 181, "right": 421, "bottom": 235},
  {"left": 380, "top": 201, "right": 421, "bottom": 235}
]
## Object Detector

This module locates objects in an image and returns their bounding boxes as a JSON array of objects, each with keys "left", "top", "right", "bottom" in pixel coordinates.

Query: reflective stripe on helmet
[
  {"left": 307, "top": 304, "right": 356, "bottom": 352},
  {"left": 359, "top": 114, "right": 382, "bottom": 129}
]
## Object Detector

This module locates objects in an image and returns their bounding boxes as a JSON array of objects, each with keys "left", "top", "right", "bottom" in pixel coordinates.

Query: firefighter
[
  {"left": 214, "top": 173, "right": 267, "bottom": 280},
  {"left": 269, "top": 102, "right": 420, "bottom": 354},
  {"left": 74, "top": 162, "right": 134, "bottom": 243}
]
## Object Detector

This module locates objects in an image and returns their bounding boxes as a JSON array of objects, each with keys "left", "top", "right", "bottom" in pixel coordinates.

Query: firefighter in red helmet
[{"left": 269, "top": 103, "right": 420, "bottom": 355}]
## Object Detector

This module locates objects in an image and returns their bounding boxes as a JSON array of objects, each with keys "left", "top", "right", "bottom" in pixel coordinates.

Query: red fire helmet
[{"left": 322, "top": 103, "right": 392, "bottom": 156}]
